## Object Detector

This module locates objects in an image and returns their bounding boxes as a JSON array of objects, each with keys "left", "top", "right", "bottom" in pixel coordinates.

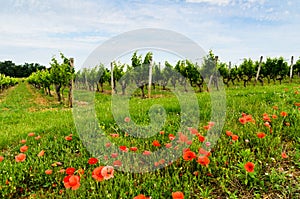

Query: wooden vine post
[
  {"left": 111, "top": 62, "right": 114, "bottom": 94},
  {"left": 69, "top": 58, "right": 74, "bottom": 108},
  {"left": 255, "top": 56, "right": 263, "bottom": 85},
  {"left": 289, "top": 56, "right": 294, "bottom": 82},
  {"left": 148, "top": 60, "right": 153, "bottom": 98}
]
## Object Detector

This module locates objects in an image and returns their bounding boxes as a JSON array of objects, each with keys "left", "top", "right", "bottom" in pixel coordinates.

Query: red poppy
[
  {"left": 197, "top": 156, "right": 210, "bottom": 167},
  {"left": 183, "top": 150, "right": 196, "bottom": 161},
  {"left": 226, "top": 131, "right": 233, "bottom": 136},
  {"left": 119, "top": 146, "right": 128, "bottom": 152},
  {"left": 179, "top": 132, "right": 188, "bottom": 143},
  {"left": 244, "top": 162, "right": 255, "bottom": 172},
  {"left": 239, "top": 117, "right": 247, "bottom": 125},
  {"left": 28, "top": 132, "right": 35, "bottom": 137},
  {"left": 65, "top": 136, "right": 72, "bottom": 141},
  {"left": 198, "top": 148, "right": 211, "bottom": 157},
  {"left": 159, "top": 131, "right": 165, "bottom": 135},
  {"left": 111, "top": 153, "right": 118, "bottom": 158},
  {"left": 45, "top": 169, "right": 53, "bottom": 175},
  {"left": 92, "top": 166, "right": 105, "bottom": 181},
  {"left": 20, "top": 139, "right": 26, "bottom": 144},
  {"left": 152, "top": 140, "right": 161, "bottom": 147},
  {"left": 198, "top": 135, "right": 205, "bottom": 142},
  {"left": 165, "top": 143, "right": 172, "bottom": 148},
  {"left": 0, "top": 156, "right": 4, "bottom": 162},
  {"left": 64, "top": 175, "right": 80, "bottom": 190},
  {"left": 113, "top": 160, "right": 122, "bottom": 167},
  {"left": 88, "top": 157, "right": 98, "bottom": 165},
  {"left": 168, "top": 134, "right": 175, "bottom": 141},
  {"left": 189, "top": 128, "right": 198, "bottom": 135},
  {"left": 66, "top": 167, "right": 76, "bottom": 175},
  {"left": 35, "top": 135, "right": 41, "bottom": 140},
  {"left": 159, "top": 159, "right": 165, "bottom": 164},
  {"left": 257, "top": 132, "right": 266, "bottom": 138},
  {"left": 231, "top": 135, "right": 239, "bottom": 141},
  {"left": 273, "top": 106, "right": 278, "bottom": 110},
  {"left": 280, "top": 111, "right": 288, "bottom": 117},
  {"left": 101, "top": 166, "right": 114, "bottom": 180},
  {"left": 133, "top": 194, "right": 148, "bottom": 199},
  {"left": 129, "top": 147, "right": 138, "bottom": 152},
  {"left": 143, "top": 151, "right": 151, "bottom": 155},
  {"left": 20, "top": 145, "right": 29, "bottom": 153},
  {"left": 264, "top": 122, "right": 271, "bottom": 128},
  {"left": 172, "top": 191, "right": 184, "bottom": 199},
  {"left": 294, "top": 102, "right": 300, "bottom": 107},
  {"left": 281, "top": 152, "right": 288, "bottom": 159},
  {"left": 110, "top": 133, "right": 119, "bottom": 138},
  {"left": 15, "top": 153, "right": 26, "bottom": 162},
  {"left": 105, "top": 142, "right": 111, "bottom": 147},
  {"left": 272, "top": 114, "right": 277, "bottom": 119},
  {"left": 124, "top": 117, "right": 130, "bottom": 123},
  {"left": 203, "top": 125, "right": 210, "bottom": 130}
]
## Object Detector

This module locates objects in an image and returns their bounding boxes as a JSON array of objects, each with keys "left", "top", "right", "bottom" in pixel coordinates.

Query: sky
[{"left": 0, "top": 0, "right": 299, "bottom": 70}]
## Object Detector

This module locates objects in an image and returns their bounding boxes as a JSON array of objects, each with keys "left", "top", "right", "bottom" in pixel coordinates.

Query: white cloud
[{"left": 186, "top": 0, "right": 230, "bottom": 6}]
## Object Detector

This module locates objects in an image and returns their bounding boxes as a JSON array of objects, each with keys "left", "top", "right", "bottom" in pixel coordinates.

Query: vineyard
[{"left": 0, "top": 51, "right": 300, "bottom": 198}]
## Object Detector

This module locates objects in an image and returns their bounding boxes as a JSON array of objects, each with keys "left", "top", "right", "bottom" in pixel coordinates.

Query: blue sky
[{"left": 0, "top": 0, "right": 299, "bottom": 70}]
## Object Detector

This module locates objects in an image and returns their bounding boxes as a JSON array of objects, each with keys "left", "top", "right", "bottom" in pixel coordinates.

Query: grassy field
[{"left": 0, "top": 80, "right": 299, "bottom": 198}]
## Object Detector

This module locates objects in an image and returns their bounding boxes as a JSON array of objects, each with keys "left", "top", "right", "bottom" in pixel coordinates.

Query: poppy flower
[
  {"left": 119, "top": 146, "right": 128, "bottom": 152},
  {"left": 63, "top": 175, "right": 80, "bottom": 190},
  {"left": 198, "top": 135, "right": 205, "bottom": 142},
  {"left": 239, "top": 117, "right": 247, "bottom": 125},
  {"left": 189, "top": 128, "right": 198, "bottom": 135},
  {"left": 35, "top": 135, "right": 41, "bottom": 140},
  {"left": 66, "top": 167, "right": 76, "bottom": 175},
  {"left": 160, "top": 131, "right": 165, "bottom": 135},
  {"left": 92, "top": 166, "right": 105, "bottom": 181},
  {"left": 124, "top": 117, "right": 130, "bottom": 123},
  {"left": 179, "top": 132, "right": 188, "bottom": 143},
  {"left": 272, "top": 115, "right": 277, "bottom": 119},
  {"left": 111, "top": 153, "right": 118, "bottom": 158},
  {"left": 113, "top": 160, "right": 122, "bottom": 167},
  {"left": 143, "top": 151, "right": 152, "bottom": 155},
  {"left": 15, "top": 153, "right": 26, "bottom": 162},
  {"left": 101, "top": 166, "right": 114, "bottom": 180},
  {"left": 273, "top": 106, "right": 278, "bottom": 110},
  {"left": 172, "top": 191, "right": 184, "bottom": 199},
  {"left": 257, "top": 132, "right": 266, "bottom": 138},
  {"left": 198, "top": 148, "right": 211, "bottom": 157},
  {"left": 88, "top": 157, "right": 98, "bottom": 165},
  {"left": 110, "top": 133, "right": 119, "bottom": 138},
  {"left": 231, "top": 135, "right": 239, "bottom": 141},
  {"left": 37, "top": 150, "right": 45, "bottom": 157},
  {"left": 45, "top": 169, "right": 53, "bottom": 175},
  {"left": 264, "top": 122, "right": 271, "bottom": 128},
  {"left": 226, "top": 131, "right": 233, "bottom": 136},
  {"left": 203, "top": 125, "right": 210, "bottom": 130},
  {"left": 281, "top": 152, "right": 288, "bottom": 159},
  {"left": 130, "top": 147, "right": 138, "bottom": 152},
  {"left": 0, "top": 156, "right": 4, "bottom": 162},
  {"left": 133, "top": 194, "right": 149, "bottom": 199},
  {"left": 244, "top": 162, "right": 255, "bottom": 173},
  {"left": 152, "top": 140, "right": 161, "bottom": 147},
  {"left": 169, "top": 134, "right": 175, "bottom": 141},
  {"left": 165, "top": 143, "right": 172, "bottom": 148},
  {"left": 159, "top": 159, "right": 165, "bottom": 164},
  {"left": 280, "top": 111, "right": 288, "bottom": 117},
  {"left": 105, "top": 142, "right": 111, "bottom": 147},
  {"left": 183, "top": 150, "right": 196, "bottom": 161},
  {"left": 20, "top": 145, "right": 29, "bottom": 152},
  {"left": 294, "top": 102, "right": 300, "bottom": 107},
  {"left": 20, "top": 139, "right": 26, "bottom": 144},
  {"left": 65, "top": 136, "right": 72, "bottom": 141},
  {"left": 28, "top": 132, "right": 35, "bottom": 137},
  {"left": 197, "top": 156, "right": 210, "bottom": 167}
]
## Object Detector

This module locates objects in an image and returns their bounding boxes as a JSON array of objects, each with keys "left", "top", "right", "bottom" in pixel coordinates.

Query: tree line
[{"left": 0, "top": 61, "right": 46, "bottom": 78}]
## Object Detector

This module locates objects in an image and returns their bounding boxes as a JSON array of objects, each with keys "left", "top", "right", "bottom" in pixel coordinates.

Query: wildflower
[
  {"left": 281, "top": 152, "right": 288, "bottom": 159},
  {"left": 273, "top": 106, "right": 278, "bottom": 110},
  {"left": 172, "top": 191, "right": 184, "bottom": 199},
  {"left": 88, "top": 157, "right": 98, "bottom": 165},
  {"left": 198, "top": 148, "right": 211, "bottom": 157},
  {"left": 92, "top": 166, "right": 105, "bottom": 181},
  {"left": 110, "top": 133, "right": 119, "bottom": 138},
  {"left": 272, "top": 114, "right": 277, "bottom": 119},
  {"left": 178, "top": 132, "right": 188, "bottom": 143},
  {"left": 189, "top": 127, "right": 198, "bottom": 135},
  {"left": 244, "top": 162, "right": 255, "bottom": 173},
  {"left": 205, "top": 142, "right": 211, "bottom": 147},
  {"left": 152, "top": 140, "right": 161, "bottom": 147},
  {"left": 65, "top": 136, "right": 72, "bottom": 141},
  {"left": 168, "top": 134, "right": 175, "bottom": 141},
  {"left": 20, "top": 139, "right": 26, "bottom": 144},
  {"left": 35, "top": 135, "right": 41, "bottom": 140},
  {"left": 280, "top": 111, "right": 288, "bottom": 117},
  {"left": 15, "top": 153, "right": 26, "bottom": 162},
  {"left": 226, "top": 131, "right": 233, "bottom": 136},
  {"left": 111, "top": 153, "right": 118, "bottom": 158},
  {"left": 231, "top": 135, "right": 239, "bottom": 141},
  {"left": 28, "top": 132, "right": 35, "bottom": 137},
  {"left": 119, "top": 146, "right": 128, "bottom": 152},
  {"left": 63, "top": 175, "right": 80, "bottom": 190},
  {"left": 133, "top": 194, "right": 148, "bottom": 199},
  {"left": 66, "top": 167, "right": 76, "bottom": 175},
  {"left": 45, "top": 169, "right": 53, "bottom": 175},
  {"left": 183, "top": 150, "right": 196, "bottom": 161},
  {"left": 20, "top": 145, "right": 29, "bottom": 152},
  {"left": 197, "top": 156, "right": 210, "bottom": 167},
  {"left": 0, "top": 156, "right": 4, "bottom": 162},
  {"left": 159, "top": 131, "right": 165, "bottom": 135},
  {"left": 113, "top": 160, "right": 122, "bottom": 167},
  {"left": 198, "top": 135, "right": 205, "bottom": 142},
  {"left": 105, "top": 142, "right": 111, "bottom": 147},
  {"left": 130, "top": 147, "right": 138, "bottom": 152},
  {"left": 101, "top": 166, "right": 114, "bottom": 180},
  {"left": 257, "top": 132, "right": 266, "bottom": 139},
  {"left": 264, "top": 122, "right": 271, "bottom": 128},
  {"left": 143, "top": 151, "right": 152, "bottom": 156},
  {"left": 239, "top": 117, "right": 247, "bottom": 125},
  {"left": 124, "top": 117, "right": 130, "bottom": 123},
  {"left": 165, "top": 143, "right": 172, "bottom": 148}
]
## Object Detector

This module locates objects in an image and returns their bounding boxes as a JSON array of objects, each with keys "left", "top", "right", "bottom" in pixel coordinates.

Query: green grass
[{"left": 0, "top": 80, "right": 299, "bottom": 198}]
